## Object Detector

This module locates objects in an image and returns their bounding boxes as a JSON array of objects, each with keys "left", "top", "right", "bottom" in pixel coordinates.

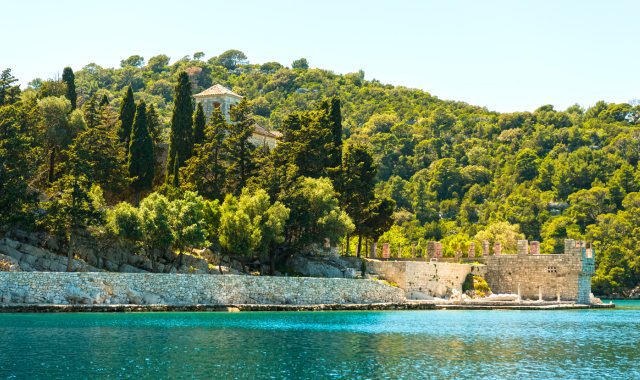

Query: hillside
[{"left": 2, "top": 49, "right": 640, "bottom": 296}]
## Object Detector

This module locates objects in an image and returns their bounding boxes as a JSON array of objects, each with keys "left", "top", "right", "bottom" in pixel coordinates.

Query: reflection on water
[{"left": 1, "top": 301, "right": 639, "bottom": 379}]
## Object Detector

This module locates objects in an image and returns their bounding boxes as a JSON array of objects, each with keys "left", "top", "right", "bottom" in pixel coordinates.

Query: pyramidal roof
[{"left": 194, "top": 84, "right": 243, "bottom": 98}]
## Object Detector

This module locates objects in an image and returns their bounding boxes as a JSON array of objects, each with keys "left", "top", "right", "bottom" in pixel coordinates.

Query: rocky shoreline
[{"left": 0, "top": 301, "right": 614, "bottom": 313}]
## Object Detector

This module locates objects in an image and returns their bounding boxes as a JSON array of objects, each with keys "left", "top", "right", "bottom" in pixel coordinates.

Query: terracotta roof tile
[
  {"left": 252, "top": 124, "right": 278, "bottom": 138},
  {"left": 194, "top": 84, "right": 242, "bottom": 98}
]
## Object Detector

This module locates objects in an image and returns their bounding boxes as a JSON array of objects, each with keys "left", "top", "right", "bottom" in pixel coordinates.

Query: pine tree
[
  {"left": 225, "top": 98, "right": 256, "bottom": 195},
  {"left": 167, "top": 71, "right": 193, "bottom": 183},
  {"left": 61, "top": 67, "right": 77, "bottom": 110},
  {"left": 193, "top": 102, "right": 206, "bottom": 146},
  {"left": 99, "top": 94, "right": 109, "bottom": 106},
  {"left": 118, "top": 86, "right": 136, "bottom": 149},
  {"left": 128, "top": 101, "right": 154, "bottom": 205}
]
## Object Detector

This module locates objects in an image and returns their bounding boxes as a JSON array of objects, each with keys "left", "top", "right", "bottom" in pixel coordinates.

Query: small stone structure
[
  {"left": 382, "top": 243, "right": 390, "bottom": 259},
  {"left": 193, "top": 84, "right": 280, "bottom": 148},
  {"left": 0, "top": 273, "right": 404, "bottom": 306},
  {"left": 530, "top": 241, "right": 540, "bottom": 255},
  {"left": 468, "top": 242, "right": 475, "bottom": 258},
  {"left": 482, "top": 241, "right": 490, "bottom": 257},
  {"left": 517, "top": 240, "right": 529, "bottom": 255}
]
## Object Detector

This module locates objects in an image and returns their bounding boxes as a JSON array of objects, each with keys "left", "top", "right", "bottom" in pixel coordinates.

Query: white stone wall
[
  {"left": 0, "top": 273, "right": 405, "bottom": 306},
  {"left": 367, "top": 260, "right": 473, "bottom": 298}
]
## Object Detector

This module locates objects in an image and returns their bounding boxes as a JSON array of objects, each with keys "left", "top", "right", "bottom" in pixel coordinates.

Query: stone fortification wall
[
  {"left": 0, "top": 272, "right": 404, "bottom": 306},
  {"left": 484, "top": 239, "right": 595, "bottom": 303},
  {"left": 366, "top": 260, "right": 479, "bottom": 298}
]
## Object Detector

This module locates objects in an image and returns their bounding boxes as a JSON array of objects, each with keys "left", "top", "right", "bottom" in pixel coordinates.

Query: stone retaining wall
[{"left": 0, "top": 272, "right": 405, "bottom": 306}]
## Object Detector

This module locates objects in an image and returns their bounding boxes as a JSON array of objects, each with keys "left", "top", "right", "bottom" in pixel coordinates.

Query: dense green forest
[{"left": 2, "top": 49, "right": 640, "bottom": 295}]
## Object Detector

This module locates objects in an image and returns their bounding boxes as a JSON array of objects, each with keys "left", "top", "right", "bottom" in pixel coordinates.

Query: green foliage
[
  {"left": 65, "top": 108, "right": 129, "bottom": 197},
  {"left": 38, "top": 96, "right": 80, "bottom": 183},
  {"left": 128, "top": 101, "right": 154, "bottom": 199},
  {"left": 167, "top": 72, "right": 193, "bottom": 182},
  {"left": 225, "top": 98, "right": 255, "bottom": 194},
  {"left": 61, "top": 67, "right": 77, "bottom": 110},
  {"left": 213, "top": 49, "right": 248, "bottom": 70},
  {"left": 515, "top": 148, "right": 539, "bottom": 181},
  {"left": 181, "top": 107, "right": 227, "bottom": 200},
  {"left": 0, "top": 104, "right": 37, "bottom": 226},
  {"left": 120, "top": 55, "right": 144, "bottom": 68},
  {"left": 192, "top": 102, "right": 206, "bottom": 146},
  {"left": 474, "top": 222, "right": 525, "bottom": 254},
  {"left": 219, "top": 189, "right": 290, "bottom": 261},
  {"left": 169, "top": 191, "right": 207, "bottom": 259},
  {"left": 118, "top": 86, "right": 135, "bottom": 147},
  {"left": 108, "top": 202, "right": 143, "bottom": 241},
  {"left": 0, "top": 68, "right": 20, "bottom": 106},
  {"left": 291, "top": 58, "right": 309, "bottom": 70},
  {"left": 283, "top": 177, "right": 354, "bottom": 251}
]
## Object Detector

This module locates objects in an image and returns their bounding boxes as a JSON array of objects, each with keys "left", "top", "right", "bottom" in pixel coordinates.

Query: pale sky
[{"left": 4, "top": 0, "right": 639, "bottom": 112}]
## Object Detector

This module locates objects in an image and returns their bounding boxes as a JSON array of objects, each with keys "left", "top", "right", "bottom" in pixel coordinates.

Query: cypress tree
[
  {"left": 147, "top": 104, "right": 162, "bottom": 146},
  {"left": 128, "top": 101, "right": 154, "bottom": 205},
  {"left": 172, "top": 154, "right": 180, "bottom": 188},
  {"left": 181, "top": 107, "right": 228, "bottom": 200},
  {"left": 167, "top": 71, "right": 193, "bottom": 182},
  {"left": 193, "top": 102, "right": 206, "bottom": 146},
  {"left": 339, "top": 143, "right": 377, "bottom": 257},
  {"left": 61, "top": 67, "right": 77, "bottom": 110},
  {"left": 99, "top": 94, "right": 109, "bottom": 106},
  {"left": 118, "top": 86, "right": 136, "bottom": 149},
  {"left": 83, "top": 95, "right": 100, "bottom": 128},
  {"left": 224, "top": 98, "right": 255, "bottom": 195},
  {"left": 328, "top": 96, "right": 343, "bottom": 168}
]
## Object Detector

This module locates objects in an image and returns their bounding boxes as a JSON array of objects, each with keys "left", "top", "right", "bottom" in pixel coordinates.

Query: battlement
[{"left": 368, "top": 239, "right": 597, "bottom": 304}]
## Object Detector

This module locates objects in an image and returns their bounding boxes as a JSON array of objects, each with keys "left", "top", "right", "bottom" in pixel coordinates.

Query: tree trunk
[
  {"left": 148, "top": 244, "right": 158, "bottom": 272},
  {"left": 218, "top": 253, "right": 224, "bottom": 274},
  {"left": 66, "top": 230, "right": 74, "bottom": 272},
  {"left": 356, "top": 235, "right": 362, "bottom": 258},
  {"left": 48, "top": 147, "right": 56, "bottom": 184},
  {"left": 177, "top": 251, "right": 184, "bottom": 271},
  {"left": 346, "top": 234, "right": 350, "bottom": 256},
  {"left": 135, "top": 190, "right": 141, "bottom": 207}
]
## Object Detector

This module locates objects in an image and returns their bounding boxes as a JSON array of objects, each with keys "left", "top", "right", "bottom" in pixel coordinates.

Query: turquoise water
[{"left": 1, "top": 301, "right": 639, "bottom": 379}]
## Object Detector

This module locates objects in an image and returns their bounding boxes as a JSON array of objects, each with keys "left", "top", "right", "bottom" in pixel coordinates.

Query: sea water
[{"left": 1, "top": 301, "right": 638, "bottom": 379}]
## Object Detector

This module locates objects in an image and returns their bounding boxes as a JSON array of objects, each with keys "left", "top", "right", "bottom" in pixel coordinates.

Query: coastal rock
[
  {"left": 627, "top": 286, "right": 640, "bottom": 299},
  {"left": 126, "top": 290, "right": 143, "bottom": 304},
  {"left": 119, "top": 264, "right": 146, "bottom": 273},
  {"left": 64, "top": 285, "right": 93, "bottom": 305},
  {"left": 142, "top": 293, "right": 163, "bottom": 305},
  {"left": 287, "top": 255, "right": 360, "bottom": 278}
]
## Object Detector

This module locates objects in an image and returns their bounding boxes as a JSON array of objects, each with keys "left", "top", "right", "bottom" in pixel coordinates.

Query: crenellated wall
[{"left": 367, "top": 239, "right": 595, "bottom": 304}]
